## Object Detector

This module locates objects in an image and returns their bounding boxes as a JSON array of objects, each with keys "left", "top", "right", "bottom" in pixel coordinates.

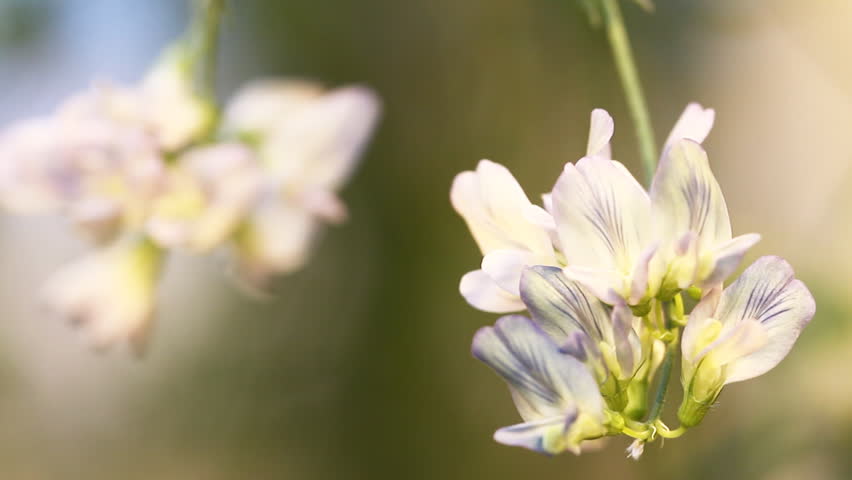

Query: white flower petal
[
  {"left": 553, "top": 157, "right": 650, "bottom": 274},
  {"left": 482, "top": 249, "right": 534, "bottom": 296},
  {"left": 662, "top": 103, "right": 715, "bottom": 155},
  {"left": 651, "top": 139, "right": 731, "bottom": 249},
  {"left": 451, "top": 160, "right": 554, "bottom": 257},
  {"left": 460, "top": 270, "right": 525, "bottom": 313},
  {"left": 716, "top": 256, "right": 816, "bottom": 384},
  {"left": 587, "top": 109, "right": 614, "bottom": 158}
]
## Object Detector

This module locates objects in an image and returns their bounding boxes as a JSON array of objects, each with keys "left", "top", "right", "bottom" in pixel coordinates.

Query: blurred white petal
[
  {"left": 42, "top": 236, "right": 165, "bottom": 354},
  {"left": 231, "top": 198, "right": 319, "bottom": 289},
  {"left": 147, "top": 143, "right": 261, "bottom": 252}
]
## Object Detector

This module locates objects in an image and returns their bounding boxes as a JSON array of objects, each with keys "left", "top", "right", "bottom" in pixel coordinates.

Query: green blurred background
[{"left": 0, "top": 0, "right": 851, "bottom": 478}]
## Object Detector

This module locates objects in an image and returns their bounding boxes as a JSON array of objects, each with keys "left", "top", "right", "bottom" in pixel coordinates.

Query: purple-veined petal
[
  {"left": 519, "top": 266, "right": 610, "bottom": 345},
  {"left": 562, "top": 265, "right": 625, "bottom": 306},
  {"left": 472, "top": 315, "right": 604, "bottom": 421},
  {"left": 651, "top": 139, "right": 731, "bottom": 250},
  {"left": 552, "top": 156, "right": 650, "bottom": 275},
  {"left": 715, "top": 256, "right": 816, "bottom": 384}
]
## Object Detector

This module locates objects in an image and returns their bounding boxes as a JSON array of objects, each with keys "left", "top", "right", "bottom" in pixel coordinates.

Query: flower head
[
  {"left": 472, "top": 315, "right": 608, "bottom": 454},
  {"left": 0, "top": 53, "right": 213, "bottom": 241},
  {"left": 551, "top": 104, "right": 759, "bottom": 308},
  {"left": 42, "top": 236, "right": 165, "bottom": 354},
  {"left": 222, "top": 80, "right": 381, "bottom": 287},
  {"left": 678, "top": 256, "right": 815, "bottom": 427}
]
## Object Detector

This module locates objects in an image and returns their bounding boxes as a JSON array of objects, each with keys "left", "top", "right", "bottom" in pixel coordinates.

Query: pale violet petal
[
  {"left": 494, "top": 415, "right": 574, "bottom": 455},
  {"left": 519, "top": 266, "right": 610, "bottom": 345},
  {"left": 610, "top": 300, "right": 641, "bottom": 376},
  {"left": 716, "top": 256, "right": 816, "bottom": 384},
  {"left": 587, "top": 109, "right": 614, "bottom": 158},
  {"left": 460, "top": 270, "right": 525, "bottom": 313},
  {"left": 700, "top": 233, "right": 762, "bottom": 286},
  {"left": 651, "top": 139, "right": 732, "bottom": 249},
  {"left": 662, "top": 103, "right": 715, "bottom": 154},
  {"left": 553, "top": 157, "right": 650, "bottom": 274},
  {"left": 482, "top": 250, "right": 533, "bottom": 296},
  {"left": 471, "top": 315, "right": 604, "bottom": 420}
]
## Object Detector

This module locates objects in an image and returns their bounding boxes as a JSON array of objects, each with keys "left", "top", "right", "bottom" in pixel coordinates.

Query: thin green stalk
[
  {"left": 646, "top": 342, "right": 674, "bottom": 422},
  {"left": 186, "top": 0, "right": 226, "bottom": 101},
  {"left": 646, "top": 301, "right": 679, "bottom": 423},
  {"left": 600, "top": 0, "right": 658, "bottom": 185}
]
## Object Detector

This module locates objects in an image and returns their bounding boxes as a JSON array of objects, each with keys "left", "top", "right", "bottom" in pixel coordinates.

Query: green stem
[
  {"left": 646, "top": 301, "right": 679, "bottom": 422},
  {"left": 654, "top": 420, "right": 687, "bottom": 439},
  {"left": 600, "top": 0, "right": 658, "bottom": 185},
  {"left": 646, "top": 342, "right": 674, "bottom": 422},
  {"left": 186, "top": 0, "right": 226, "bottom": 101}
]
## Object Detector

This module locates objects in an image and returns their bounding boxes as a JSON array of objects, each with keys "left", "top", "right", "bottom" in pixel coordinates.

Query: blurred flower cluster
[
  {"left": 452, "top": 105, "right": 815, "bottom": 457},
  {"left": 0, "top": 27, "right": 379, "bottom": 353}
]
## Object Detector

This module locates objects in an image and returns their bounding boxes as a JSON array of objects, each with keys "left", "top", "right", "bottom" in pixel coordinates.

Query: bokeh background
[{"left": 0, "top": 0, "right": 851, "bottom": 478}]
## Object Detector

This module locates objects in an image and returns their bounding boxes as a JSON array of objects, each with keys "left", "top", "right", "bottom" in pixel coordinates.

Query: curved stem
[
  {"left": 187, "top": 0, "right": 226, "bottom": 101},
  {"left": 600, "top": 0, "right": 658, "bottom": 185},
  {"left": 654, "top": 419, "right": 687, "bottom": 439}
]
